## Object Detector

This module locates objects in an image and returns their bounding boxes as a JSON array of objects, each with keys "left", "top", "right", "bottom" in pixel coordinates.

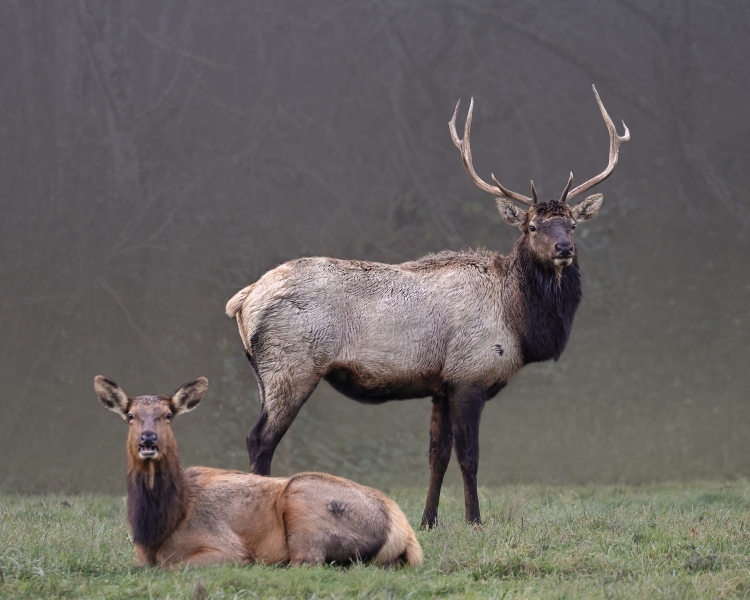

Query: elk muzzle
[
  {"left": 553, "top": 240, "right": 574, "bottom": 267},
  {"left": 139, "top": 430, "right": 159, "bottom": 459},
  {"left": 555, "top": 240, "right": 573, "bottom": 257}
]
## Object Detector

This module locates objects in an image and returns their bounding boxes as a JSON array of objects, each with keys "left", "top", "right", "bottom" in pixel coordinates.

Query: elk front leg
[
  {"left": 450, "top": 388, "right": 486, "bottom": 525},
  {"left": 420, "top": 395, "right": 452, "bottom": 529}
]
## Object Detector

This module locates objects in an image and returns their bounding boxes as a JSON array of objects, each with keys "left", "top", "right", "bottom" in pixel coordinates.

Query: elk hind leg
[
  {"left": 288, "top": 547, "right": 327, "bottom": 567},
  {"left": 246, "top": 354, "right": 320, "bottom": 475},
  {"left": 181, "top": 547, "right": 241, "bottom": 567},
  {"left": 420, "top": 395, "right": 452, "bottom": 530},
  {"left": 450, "top": 388, "right": 486, "bottom": 525}
]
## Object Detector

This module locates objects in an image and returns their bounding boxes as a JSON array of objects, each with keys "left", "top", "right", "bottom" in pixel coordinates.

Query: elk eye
[
  {"left": 572, "top": 223, "right": 577, "bottom": 230},
  {"left": 127, "top": 413, "right": 134, "bottom": 422},
  {"left": 529, "top": 225, "right": 537, "bottom": 232},
  {"left": 166, "top": 413, "right": 173, "bottom": 421}
]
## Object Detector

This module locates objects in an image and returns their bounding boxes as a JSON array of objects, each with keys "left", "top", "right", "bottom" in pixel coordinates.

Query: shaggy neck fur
[
  {"left": 126, "top": 451, "right": 189, "bottom": 565},
  {"left": 509, "top": 237, "right": 582, "bottom": 365}
]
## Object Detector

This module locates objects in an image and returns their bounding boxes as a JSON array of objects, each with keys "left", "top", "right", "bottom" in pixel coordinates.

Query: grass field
[{"left": 3, "top": 482, "right": 750, "bottom": 599}]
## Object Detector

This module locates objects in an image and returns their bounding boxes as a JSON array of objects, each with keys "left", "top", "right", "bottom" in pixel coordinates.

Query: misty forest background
[{"left": 1, "top": 0, "right": 748, "bottom": 494}]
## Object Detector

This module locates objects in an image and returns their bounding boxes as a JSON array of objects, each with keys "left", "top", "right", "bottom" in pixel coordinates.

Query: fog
[{"left": 1, "top": 0, "right": 748, "bottom": 493}]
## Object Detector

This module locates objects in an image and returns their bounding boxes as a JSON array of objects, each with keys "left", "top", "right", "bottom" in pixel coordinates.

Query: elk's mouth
[
  {"left": 139, "top": 446, "right": 158, "bottom": 459},
  {"left": 553, "top": 257, "right": 573, "bottom": 267}
]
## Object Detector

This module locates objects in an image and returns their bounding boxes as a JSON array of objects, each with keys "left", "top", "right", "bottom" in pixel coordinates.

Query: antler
[
  {"left": 564, "top": 85, "right": 630, "bottom": 203},
  {"left": 449, "top": 98, "right": 535, "bottom": 206},
  {"left": 558, "top": 172, "right": 573, "bottom": 203}
]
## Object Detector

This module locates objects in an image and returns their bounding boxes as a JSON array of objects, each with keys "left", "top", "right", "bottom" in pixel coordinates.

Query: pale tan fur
[
  {"left": 226, "top": 282, "right": 255, "bottom": 320},
  {"left": 227, "top": 254, "right": 524, "bottom": 391},
  {"left": 155, "top": 468, "right": 288, "bottom": 566},
  {"left": 156, "top": 468, "right": 422, "bottom": 568}
]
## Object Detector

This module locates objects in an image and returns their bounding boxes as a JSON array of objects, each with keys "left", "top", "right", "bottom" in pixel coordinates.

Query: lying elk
[
  {"left": 94, "top": 375, "right": 422, "bottom": 567},
  {"left": 226, "top": 85, "right": 629, "bottom": 527}
]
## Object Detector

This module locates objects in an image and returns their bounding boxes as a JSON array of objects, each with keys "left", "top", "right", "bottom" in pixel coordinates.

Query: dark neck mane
[
  {"left": 126, "top": 455, "right": 189, "bottom": 564},
  {"left": 510, "top": 239, "right": 582, "bottom": 365}
]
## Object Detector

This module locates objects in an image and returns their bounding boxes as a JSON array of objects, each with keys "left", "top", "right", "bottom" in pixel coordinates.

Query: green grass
[{"left": 3, "top": 482, "right": 750, "bottom": 598}]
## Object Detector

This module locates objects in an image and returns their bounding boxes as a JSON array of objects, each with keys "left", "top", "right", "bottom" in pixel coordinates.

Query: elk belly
[{"left": 324, "top": 362, "right": 443, "bottom": 403}]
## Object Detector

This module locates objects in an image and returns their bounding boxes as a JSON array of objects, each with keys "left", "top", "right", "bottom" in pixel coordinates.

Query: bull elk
[
  {"left": 226, "top": 85, "right": 629, "bottom": 527},
  {"left": 94, "top": 375, "right": 422, "bottom": 567}
]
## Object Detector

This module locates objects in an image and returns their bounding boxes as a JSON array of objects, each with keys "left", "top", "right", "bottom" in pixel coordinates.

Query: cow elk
[
  {"left": 94, "top": 375, "right": 422, "bottom": 567},
  {"left": 226, "top": 85, "right": 629, "bottom": 527}
]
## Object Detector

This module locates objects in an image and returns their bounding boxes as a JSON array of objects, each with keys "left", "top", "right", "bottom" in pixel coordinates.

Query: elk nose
[
  {"left": 555, "top": 241, "right": 573, "bottom": 257},
  {"left": 140, "top": 431, "right": 158, "bottom": 447}
]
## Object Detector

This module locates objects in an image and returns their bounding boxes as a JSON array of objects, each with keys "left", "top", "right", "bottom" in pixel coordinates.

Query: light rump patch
[{"left": 94, "top": 376, "right": 422, "bottom": 568}]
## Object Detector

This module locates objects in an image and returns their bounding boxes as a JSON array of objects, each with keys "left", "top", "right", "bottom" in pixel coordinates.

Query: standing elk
[
  {"left": 95, "top": 375, "right": 422, "bottom": 567},
  {"left": 226, "top": 85, "right": 629, "bottom": 527}
]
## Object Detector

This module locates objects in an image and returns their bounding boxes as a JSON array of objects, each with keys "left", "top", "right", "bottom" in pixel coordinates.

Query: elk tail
[
  {"left": 402, "top": 532, "right": 424, "bottom": 566},
  {"left": 375, "top": 500, "right": 423, "bottom": 567},
  {"left": 225, "top": 283, "right": 256, "bottom": 318}
]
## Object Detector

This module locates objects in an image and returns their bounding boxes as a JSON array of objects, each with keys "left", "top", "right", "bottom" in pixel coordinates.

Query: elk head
[
  {"left": 94, "top": 376, "right": 208, "bottom": 466},
  {"left": 449, "top": 85, "right": 629, "bottom": 269}
]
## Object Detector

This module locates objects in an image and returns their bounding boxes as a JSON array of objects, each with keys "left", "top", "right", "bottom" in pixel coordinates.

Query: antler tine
[
  {"left": 450, "top": 98, "right": 534, "bottom": 206},
  {"left": 448, "top": 100, "right": 463, "bottom": 150},
  {"left": 558, "top": 172, "right": 573, "bottom": 203},
  {"left": 530, "top": 180, "right": 538, "bottom": 204},
  {"left": 490, "top": 174, "right": 533, "bottom": 206},
  {"left": 565, "top": 85, "right": 630, "bottom": 203}
]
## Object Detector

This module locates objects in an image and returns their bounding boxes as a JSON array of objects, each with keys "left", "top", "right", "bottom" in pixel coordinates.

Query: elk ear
[
  {"left": 571, "top": 194, "right": 603, "bottom": 223},
  {"left": 94, "top": 376, "right": 130, "bottom": 419},
  {"left": 495, "top": 198, "right": 527, "bottom": 229},
  {"left": 171, "top": 377, "right": 209, "bottom": 415}
]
